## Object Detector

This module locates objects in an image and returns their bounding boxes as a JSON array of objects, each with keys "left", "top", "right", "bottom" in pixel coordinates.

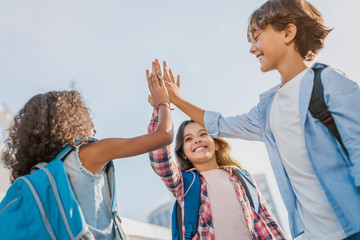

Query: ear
[
  {"left": 284, "top": 23, "right": 297, "bottom": 44},
  {"left": 215, "top": 143, "right": 219, "bottom": 151}
]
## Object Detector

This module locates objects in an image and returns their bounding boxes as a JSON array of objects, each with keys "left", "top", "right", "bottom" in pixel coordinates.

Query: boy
[{"left": 158, "top": 0, "right": 360, "bottom": 239}]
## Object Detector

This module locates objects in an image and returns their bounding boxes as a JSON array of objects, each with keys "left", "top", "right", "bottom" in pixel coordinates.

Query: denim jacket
[{"left": 204, "top": 64, "right": 360, "bottom": 238}]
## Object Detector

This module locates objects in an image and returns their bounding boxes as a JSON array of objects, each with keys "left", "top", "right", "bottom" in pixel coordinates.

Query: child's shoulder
[
  {"left": 318, "top": 63, "right": 357, "bottom": 87},
  {"left": 319, "top": 63, "right": 348, "bottom": 78},
  {"left": 310, "top": 63, "right": 359, "bottom": 96},
  {"left": 305, "top": 62, "right": 353, "bottom": 85}
]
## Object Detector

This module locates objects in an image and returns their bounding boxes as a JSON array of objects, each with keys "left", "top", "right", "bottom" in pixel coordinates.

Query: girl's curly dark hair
[{"left": 1, "top": 90, "right": 94, "bottom": 182}]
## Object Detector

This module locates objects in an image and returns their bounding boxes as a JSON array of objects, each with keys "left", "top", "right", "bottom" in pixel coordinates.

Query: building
[
  {"left": 0, "top": 105, "right": 12, "bottom": 199},
  {"left": 148, "top": 201, "right": 173, "bottom": 228}
]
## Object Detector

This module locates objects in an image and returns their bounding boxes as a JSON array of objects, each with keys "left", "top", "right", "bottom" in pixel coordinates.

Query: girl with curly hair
[{"left": 1, "top": 61, "right": 173, "bottom": 239}]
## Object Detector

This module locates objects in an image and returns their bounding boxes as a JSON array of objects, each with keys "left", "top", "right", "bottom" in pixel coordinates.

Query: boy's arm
[
  {"left": 204, "top": 107, "right": 263, "bottom": 140},
  {"left": 172, "top": 96, "right": 205, "bottom": 127},
  {"left": 170, "top": 91, "right": 263, "bottom": 141},
  {"left": 324, "top": 68, "right": 360, "bottom": 186},
  {"left": 162, "top": 61, "right": 263, "bottom": 141}
]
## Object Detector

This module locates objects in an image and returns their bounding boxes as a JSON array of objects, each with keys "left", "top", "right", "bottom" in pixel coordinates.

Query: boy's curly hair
[
  {"left": 248, "top": 0, "right": 332, "bottom": 61},
  {"left": 1, "top": 90, "right": 94, "bottom": 182}
]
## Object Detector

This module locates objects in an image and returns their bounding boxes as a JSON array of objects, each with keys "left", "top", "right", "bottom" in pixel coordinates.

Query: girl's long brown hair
[{"left": 174, "top": 120, "right": 242, "bottom": 171}]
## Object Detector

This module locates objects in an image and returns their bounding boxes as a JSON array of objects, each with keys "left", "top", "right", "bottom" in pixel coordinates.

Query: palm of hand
[{"left": 160, "top": 61, "right": 181, "bottom": 103}]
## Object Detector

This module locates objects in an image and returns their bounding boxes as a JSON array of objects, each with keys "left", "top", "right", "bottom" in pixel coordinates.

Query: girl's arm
[
  {"left": 79, "top": 62, "right": 174, "bottom": 174},
  {"left": 148, "top": 114, "right": 183, "bottom": 198}
]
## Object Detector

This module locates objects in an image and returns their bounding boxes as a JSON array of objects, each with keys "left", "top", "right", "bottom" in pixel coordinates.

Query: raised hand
[
  {"left": 153, "top": 60, "right": 181, "bottom": 104},
  {"left": 165, "top": 63, "right": 181, "bottom": 104},
  {"left": 146, "top": 61, "right": 170, "bottom": 108}
]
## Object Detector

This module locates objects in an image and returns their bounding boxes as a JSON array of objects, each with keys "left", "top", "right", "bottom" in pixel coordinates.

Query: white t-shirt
[
  {"left": 269, "top": 69, "right": 346, "bottom": 240},
  {"left": 201, "top": 169, "right": 252, "bottom": 240}
]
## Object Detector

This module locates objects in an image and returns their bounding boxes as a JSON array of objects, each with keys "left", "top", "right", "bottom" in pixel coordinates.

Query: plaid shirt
[{"left": 148, "top": 116, "right": 287, "bottom": 240}]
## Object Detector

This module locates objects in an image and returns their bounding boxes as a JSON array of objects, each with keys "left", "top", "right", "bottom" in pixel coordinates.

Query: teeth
[{"left": 194, "top": 147, "right": 206, "bottom": 152}]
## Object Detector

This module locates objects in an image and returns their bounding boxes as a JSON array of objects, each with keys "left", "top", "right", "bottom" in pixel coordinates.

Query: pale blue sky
[{"left": 1, "top": 0, "right": 359, "bottom": 236}]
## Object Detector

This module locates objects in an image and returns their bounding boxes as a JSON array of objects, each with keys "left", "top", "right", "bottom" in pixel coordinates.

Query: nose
[
  {"left": 249, "top": 41, "right": 257, "bottom": 55},
  {"left": 194, "top": 137, "right": 202, "bottom": 144}
]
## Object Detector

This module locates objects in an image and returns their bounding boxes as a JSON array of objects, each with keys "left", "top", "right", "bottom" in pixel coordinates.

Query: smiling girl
[
  {"left": 148, "top": 117, "right": 286, "bottom": 240},
  {"left": 147, "top": 61, "right": 286, "bottom": 240}
]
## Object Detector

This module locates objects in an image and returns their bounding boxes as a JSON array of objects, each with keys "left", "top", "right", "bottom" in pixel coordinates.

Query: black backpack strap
[{"left": 309, "top": 63, "right": 348, "bottom": 156}]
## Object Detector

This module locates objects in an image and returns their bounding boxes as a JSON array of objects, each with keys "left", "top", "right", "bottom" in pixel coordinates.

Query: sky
[{"left": 1, "top": 0, "right": 360, "bottom": 237}]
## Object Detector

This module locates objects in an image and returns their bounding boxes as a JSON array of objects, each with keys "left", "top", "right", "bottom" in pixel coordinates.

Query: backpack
[
  {"left": 0, "top": 139, "right": 126, "bottom": 240},
  {"left": 309, "top": 63, "right": 348, "bottom": 156},
  {"left": 171, "top": 168, "right": 259, "bottom": 240}
]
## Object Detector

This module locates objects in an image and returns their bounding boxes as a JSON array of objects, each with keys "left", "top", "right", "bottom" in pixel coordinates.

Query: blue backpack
[
  {"left": 171, "top": 168, "right": 259, "bottom": 240},
  {"left": 0, "top": 140, "right": 126, "bottom": 240}
]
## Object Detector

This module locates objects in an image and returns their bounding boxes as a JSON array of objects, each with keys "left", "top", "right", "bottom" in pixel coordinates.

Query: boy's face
[{"left": 249, "top": 24, "right": 288, "bottom": 73}]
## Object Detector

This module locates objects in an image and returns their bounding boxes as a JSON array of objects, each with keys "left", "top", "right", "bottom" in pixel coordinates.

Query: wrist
[
  {"left": 156, "top": 101, "right": 174, "bottom": 115},
  {"left": 152, "top": 107, "right": 158, "bottom": 116},
  {"left": 171, "top": 95, "right": 183, "bottom": 107}
]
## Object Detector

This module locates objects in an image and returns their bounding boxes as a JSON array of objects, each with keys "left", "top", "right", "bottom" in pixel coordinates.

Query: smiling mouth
[
  {"left": 193, "top": 146, "right": 207, "bottom": 152},
  {"left": 256, "top": 54, "right": 263, "bottom": 61}
]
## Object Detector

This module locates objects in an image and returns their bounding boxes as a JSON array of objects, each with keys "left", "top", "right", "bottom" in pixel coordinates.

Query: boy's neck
[{"left": 278, "top": 54, "right": 308, "bottom": 87}]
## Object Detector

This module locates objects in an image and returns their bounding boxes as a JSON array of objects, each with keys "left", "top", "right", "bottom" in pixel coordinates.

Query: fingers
[
  {"left": 146, "top": 69, "right": 152, "bottom": 91},
  {"left": 149, "top": 60, "right": 178, "bottom": 89},
  {"left": 169, "top": 68, "right": 176, "bottom": 84},
  {"left": 151, "top": 61, "right": 156, "bottom": 74},
  {"left": 148, "top": 73, "right": 155, "bottom": 91},
  {"left": 162, "top": 61, "right": 171, "bottom": 83},
  {"left": 159, "top": 74, "right": 166, "bottom": 87},
  {"left": 176, "top": 75, "right": 181, "bottom": 88},
  {"left": 152, "top": 72, "right": 161, "bottom": 88},
  {"left": 155, "top": 59, "right": 162, "bottom": 76},
  {"left": 146, "top": 69, "right": 150, "bottom": 80}
]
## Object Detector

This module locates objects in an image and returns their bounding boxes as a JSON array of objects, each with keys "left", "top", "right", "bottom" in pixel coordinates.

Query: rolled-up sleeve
[{"left": 204, "top": 106, "right": 263, "bottom": 141}]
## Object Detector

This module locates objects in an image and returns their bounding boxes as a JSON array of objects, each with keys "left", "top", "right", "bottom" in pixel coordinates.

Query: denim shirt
[
  {"left": 63, "top": 143, "right": 115, "bottom": 240},
  {"left": 204, "top": 64, "right": 360, "bottom": 238}
]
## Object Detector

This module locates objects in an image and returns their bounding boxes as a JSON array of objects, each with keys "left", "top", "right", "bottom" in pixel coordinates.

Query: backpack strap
[
  {"left": 182, "top": 171, "right": 201, "bottom": 240},
  {"left": 234, "top": 169, "right": 260, "bottom": 213},
  {"left": 172, "top": 171, "right": 201, "bottom": 240},
  {"left": 309, "top": 63, "right": 348, "bottom": 156},
  {"left": 30, "top": 144, "right": 73, "bottom": 174},
  {"left": 30, "top": 137, "right": 99, "bottom": 174}
]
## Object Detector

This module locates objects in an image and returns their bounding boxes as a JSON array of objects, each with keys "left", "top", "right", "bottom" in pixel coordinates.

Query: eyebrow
[{"left": 183, "top": 129, "right": 207, "bottom": 138}]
